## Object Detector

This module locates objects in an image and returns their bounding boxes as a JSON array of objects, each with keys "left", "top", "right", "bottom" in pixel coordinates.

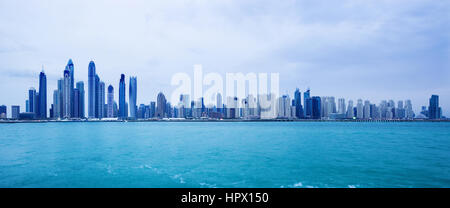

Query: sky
[{"left": 0, "top": 0, "right": 449, "bottom": 117}]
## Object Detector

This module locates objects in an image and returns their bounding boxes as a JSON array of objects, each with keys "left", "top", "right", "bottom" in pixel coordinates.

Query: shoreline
[{"left": 1, "top": 119, "right": 449, "bottom": 124}]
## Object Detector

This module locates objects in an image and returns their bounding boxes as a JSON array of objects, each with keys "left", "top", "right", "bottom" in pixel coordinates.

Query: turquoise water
[{"left": 0, "top": 122, "right": 449, "bottom": 188}]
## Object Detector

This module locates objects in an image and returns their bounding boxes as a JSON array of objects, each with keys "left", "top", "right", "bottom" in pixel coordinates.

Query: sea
[{"left": 0, "top": 121, "right": 449, "bottom": 188}]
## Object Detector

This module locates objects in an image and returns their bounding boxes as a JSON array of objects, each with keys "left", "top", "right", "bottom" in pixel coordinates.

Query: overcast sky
[{"left": 0, "top": 0, "right": 449, "bottom": 117}]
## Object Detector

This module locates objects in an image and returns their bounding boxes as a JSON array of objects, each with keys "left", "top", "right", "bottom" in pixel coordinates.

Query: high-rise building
[
  {"left": 66, "top": 59, "right": 75, "bottom": 116},
  {"left": 11, "top": 105, "right": 20, "bottom": 119},
  {"left": 66, "top": 59, "right": 74, "bottom": 94},
  {"left": 304, "top": 89, "right": 311, "bottom": 118},
  {"left": 63, "top": 69, "right": 71, "bottom": 118},
  {"left": 76, "top": 81, "right": 85, "bottom": 118},
  {"left": 38, "top": 71, "right": 47, "bottom": 119},
  {"left": 150, "top": 102, "right": 156, "bottom": 118},
  {"left": 88, "top": 61, "right": 96, "bottom": 118},
  {"left": 57, "top": 79, "right": 63, "bottom": 118},
  {"left": 156, "top": 92, "right": 167, "bottom": 118},
  {"left": 94, "top": 75, "right": 100, "bottom": 118},
  {"left": 113, "top": 101, "right": 118, "bottom": 117},
  {"left": 346, "top": 100, "right": 354, "bottom": 118},
  {"left": 97, "top": 81, "right": 105, "bottom": 119},
  {"left": 294, "top": 89, "right": 303, "bottom": 119},
  {"left": 363, "top": 100, "right": 370, "bottom": 119},
  {"left": 73, "top": 88, "right": 80, "bottom": 118},
  {"left": 258, "top": 94, "right": 277, "bottom": 119},
  {"left": 216, "top": 93, "right": 222, "bottom": 109},
  {"left": 107, "top": 85, "right": 114, "bottom": 118},
  {"left": 396, "top": 100, "right": 405, "bottom": 119},
  {"left": 338, "top": 98, "right": 346, "bottom": 114},
  {"left": 278, "top": 95, "right": 292, "bottom": 118},
  {"left": 129, "top": 77, "right": 137, "bottom": 119},
  {"left": 0, "top": 105, "right": 6, "bottom": 119},
  {"left": 311, "top": 96, "right": 321, "bottom": 119},
  {"left": 28, "top": 88, "right": 37, "bottom": 115},
  {"left": 405, "top": 100, "right": 414, "bottom": 119},
  {"left": 138, "top": 104, "right": 145, "bottom": 119},
  {"left": 53, "top": 90, "right": 60, "bottom": 119},
  {"left": 356, "top": 99, "right": 363, "bottom": 119},
  {"left": 125, "top": 102, "right": 128, "bottom": 118},
  {"left": 119, "top": 74, "right": 126, "bottom": 119},
  {"left": 428, "top": 95, "right": 440, "bottom": 119}
]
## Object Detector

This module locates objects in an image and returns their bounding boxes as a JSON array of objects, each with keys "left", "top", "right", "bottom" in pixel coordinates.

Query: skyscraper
[
  {"left": 356, "top": 99, "right": 363, "bottom": 119},
  {"left": 63, "top": 69, "right": 72, "bottom": 118},
  {"left": 278, "top": 95, "right": 292, "bottom": 118},
  {"left": 428, "top": 95, "right": 440, "bottom": 119},
  {"left": 73, "top": 88, "right": 80, "bottom": 118},
  {"left": 57, "top": 79, "right": 64, "bottom": 118},
  {"left": 119, "top": 74, "right": 126, "bottom": 119},
  {"left": 97, "top": 81, "right": 105, "bottom": 119},
  {"left": 304, "top": 89, "right": 312, "bottom": 118},
  {"left": 294, "top": 89, "right": 303, "bottom": 119},
  {"left": 363, "top": 100, "right": 370, "bottom": 119},
  {"left": 76, "top": 81, "right": 85, "bottom": 118},
  {"left": 311, "top": 96, "right": 321, "bottom": 119},
  {"left": 67, "top": 59, "right": 74, "bottom": 94},
  {"left": 129, "top": 76, "right": 137, "bottom": 119},
  {"left": 156, "top": 92, "right": 167, "bottom": 118},
  {"left": 28, "top": 88, "right": 36, "bottom": 114},
  {"left": 338, "top": 98, "right": 346, "bottom": 114},
  {"left": 107, "top": 85, "right": 114, "bottom": 118},
  {"left": 0, "top": 105, "right": 6, "bottom": 119},
  {"left": 38, "top": 71, "right": 47, "bottom": 119},
  {"left": 150, "top": 102, "right": 156, "bottom": 118},
  {"left": 66, "top": 59, "right": 74, "bottom": 116},
  {"left": 11, "top": 105, "right": 20, "bottom": 119},
  {"left": 88, "top": 61, "right": 96, "bottom": 118},
  {"left": 53, "top": 90, "right": 60, "bottom": 119},
  {"left": 405, "top": 100, "right": 414, "bottom": 119},
  {"left": 216, "top": 93, "right": 222, "bottom": 110},
  {"left": 94, "top": 75, "right": 100, "bottom": 118}
]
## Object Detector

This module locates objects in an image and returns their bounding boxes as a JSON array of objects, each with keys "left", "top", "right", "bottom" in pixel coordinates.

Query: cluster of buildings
[{"left": 0, "top": 59, "right": 445, "bottom": 121}]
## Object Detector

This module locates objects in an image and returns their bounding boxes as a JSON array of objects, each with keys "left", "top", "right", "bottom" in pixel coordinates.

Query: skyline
[
  {"left": 0, "top": 58, "right": 447, "bottom": 119},
  {"left": 0, "top": 58, "right": 444, "bottom": 121},
  {"left": 0, "top": 1, "right": 449, "bottom": 117}
]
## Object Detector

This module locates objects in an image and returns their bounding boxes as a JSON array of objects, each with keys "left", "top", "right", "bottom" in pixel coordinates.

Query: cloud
[{"left": 0, "top": 0, "right": 449, "bottom": 116}]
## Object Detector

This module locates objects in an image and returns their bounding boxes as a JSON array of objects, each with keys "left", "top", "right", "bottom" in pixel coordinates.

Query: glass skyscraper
[
  {"left": 73, "top": 88, "right": 80, "bottom": 118},
  {"left": 429, "top": 95, "right": 440, "bottom": 119},
  {"left": 107, "top": 85, "right": 114, "bottom": 118},
  {"left": 157, "top": 92, "right": 167, "bottom": 118},
  {"left": 11, "top": 105, "right": 20, "bottom": 119},
  {"left": 294, "top": 88, "right": 303, "bottom": 119},
  {"left": 38, "top": 71, "right": 47, "bottom": 119},
  {"left": 98, "top": 81, "right": 105, "bottom": 119},
  {"left": 304, "top": 89, "right": 311, "bottom": 118},
  {"left": 0, "top": 105, "right": 6, "bottom": 119},
  {"left": 28, "top": 88, "right": 37, "bottom": 115},
  {"left": 311, "top": 96, "right": 321, "bottom": 119},
  {"left": 63, "top": 69, "right": 71, "bottom": 118},
  {"left": 76, "top": 81, "right": 85, "bottom": 118},
  {"left": 129, "top": 77, "right": 137, "bottom": 119},
  {"left": 66, "top": 59, "right": 74, "bottom": 116},
  {"left": 88, "top": 61, "right": 96, "bottom": 118},
  {"left": 119, "top": 74, "right": 126, "bottom": 119}
]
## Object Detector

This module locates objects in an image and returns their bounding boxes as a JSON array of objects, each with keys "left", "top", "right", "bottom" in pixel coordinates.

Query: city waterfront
[{"left": 1, "top": 122, "right": 449, "bottom": 188}]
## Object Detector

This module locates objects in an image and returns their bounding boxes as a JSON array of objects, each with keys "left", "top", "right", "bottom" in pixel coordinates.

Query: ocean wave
[
  {"left": 199, "top": 182, "right": 217, "bottom": 188},
  {"left": 137, "top": 164, "right": 162, "bottom": 174},
  {"left": 172, "top": 174, "right": 185, "bottom": 184}
]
